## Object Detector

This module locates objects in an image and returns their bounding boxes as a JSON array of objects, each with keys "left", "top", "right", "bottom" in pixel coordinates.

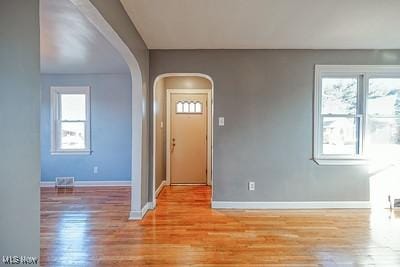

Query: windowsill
[
  {"left": 313, "top": 158, "right": 369, "bottom": 166},
  {"left": 51, "top": 150, "right": 92, "bottom": 156}
]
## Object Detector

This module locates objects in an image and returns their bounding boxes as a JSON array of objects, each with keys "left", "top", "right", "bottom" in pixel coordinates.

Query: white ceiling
[
  {"left": 40, "top": 0, "right": 129, "bottom": 74},
  {"left": 121, "top": 0, "right": 400, "bottom": 49}
]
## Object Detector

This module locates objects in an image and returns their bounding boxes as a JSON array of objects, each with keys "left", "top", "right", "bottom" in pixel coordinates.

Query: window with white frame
[
  {"left": 176, "top": 101, "right": 202, "bottom": 113},
  {"left": 314, "top": 65, "right": 400, "bottom": 165},
  {"left": 51, "top": 86, "right": 91, "bottom": 154}
]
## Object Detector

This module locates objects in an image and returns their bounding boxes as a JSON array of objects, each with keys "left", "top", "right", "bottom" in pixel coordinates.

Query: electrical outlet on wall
[
  {"left": 93, "top": 166, "right": 98, "bottom": 174},
  {"left": 248, "top": 181, "right": 255, "bottom": 191}
]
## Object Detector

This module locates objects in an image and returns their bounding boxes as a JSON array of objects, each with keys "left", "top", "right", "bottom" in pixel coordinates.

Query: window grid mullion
[
  {"left": 321, "top": 114, "right": 357, "bottom": 118},
  {"left": 357, "top": 74, "right": 365, "bottom": 156},
  {"left": 60, "top": 120, "right": 87, "bottom": 123}
]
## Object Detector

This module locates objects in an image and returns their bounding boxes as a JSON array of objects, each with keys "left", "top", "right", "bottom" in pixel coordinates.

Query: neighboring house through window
[
  {"left": 50, "top": 86, "right": 91, "bottom": 155},
  {"left": 314, "top": 65, "right": 400, "bottom": 165}
]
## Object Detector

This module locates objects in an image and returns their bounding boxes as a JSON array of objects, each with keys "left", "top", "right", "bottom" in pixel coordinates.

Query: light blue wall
[
  {"left": 0, "top": 0, "right": 40, "bottom": 263},
  {"left": 40, "top": 74, "right": 132, "bottom": 182}
]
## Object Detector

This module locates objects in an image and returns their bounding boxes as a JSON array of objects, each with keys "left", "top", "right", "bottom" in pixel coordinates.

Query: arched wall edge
[{"left": 70, "top": 0, "right": 144, "bottom": 219}]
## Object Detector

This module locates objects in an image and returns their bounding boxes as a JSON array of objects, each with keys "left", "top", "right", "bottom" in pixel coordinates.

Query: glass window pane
[
  {"left": 195, "top": 102, "right": 202, "bottom": 113},
  {"left": 322, "top": 117, "right": 358, "bottom": 155},
  {"left": 183, "top": 102, "right": 189, "bottom": 113},
  {"left": 176, "top": 102, "right": 183, "bottom": 113},
  {"left": 321, "top": 78, "right": 358, "bottom": 115},
  {"left": 367, "top": 117, "right": 400, "bottom": 159},
  {"left": 60, "top": 122, "right": 86, "bottom": 149},
  {"left": 61, "top": 94, "right": 86, "bottom": 120},
  {"left": 189, "top": 102, "right": 195, "bottom": 112},
  {"left": 368, "top": 78, "right": 400, "bottom": 116}
]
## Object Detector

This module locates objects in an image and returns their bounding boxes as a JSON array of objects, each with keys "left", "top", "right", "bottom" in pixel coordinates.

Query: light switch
[
  {"left": 160, "top": 121, "right": 164, "bottom": 128},
  {"left": 218, "top": 117, "right": 224, "bottom": 126}
]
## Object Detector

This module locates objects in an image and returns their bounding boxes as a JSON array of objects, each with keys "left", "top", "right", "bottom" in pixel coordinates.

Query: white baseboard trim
[
  {"left": 40, "top": 180, "right": 131, "bottom": 187},
  {"left": 156, "top": 180, "right": 166, "bottom": 197},
  {"left": 211, "top": 201, "right": 371, "bottom": 209},
  {"left": 129, "top": 201, "right": 154, "bottom": 220}
]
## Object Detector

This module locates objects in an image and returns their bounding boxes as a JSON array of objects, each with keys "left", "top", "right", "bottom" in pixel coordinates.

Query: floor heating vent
[
  {"left": 55, "top": 177, "right": 74, "bottom": 188},
  {"left": 394, "top": 199, "right": 400, "bottom": 208}
]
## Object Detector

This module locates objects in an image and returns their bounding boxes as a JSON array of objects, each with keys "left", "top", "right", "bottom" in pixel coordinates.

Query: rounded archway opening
[
  {"left": 71, "top": 0, "right": 145, "bottom": 219},
  {"left": 152, "top": 73, "right": 215, "bottom": 207}
]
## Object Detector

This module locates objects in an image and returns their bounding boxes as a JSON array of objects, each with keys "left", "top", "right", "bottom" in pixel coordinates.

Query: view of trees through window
[
  {"left": 322, "top": 78, "right": 358, "bottom": 115},
  {"left": 319, "top": 76, "right": 400, "bottom": 159},
  {"left": 321, "top": 78, "right": 359, "bottom": 155}
]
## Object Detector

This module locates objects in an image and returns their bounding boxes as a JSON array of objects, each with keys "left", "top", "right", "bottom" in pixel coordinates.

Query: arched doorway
[
  {"left": 71, "top": 0, "right": 145, "bottom": 219},
  {"left": 152, "top": 73, "right": 214, "bottom": 207}
]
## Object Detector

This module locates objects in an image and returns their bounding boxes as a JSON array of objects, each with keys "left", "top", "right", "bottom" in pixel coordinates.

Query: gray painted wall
[
  {"left": 0, "top": 0, "right": 40, "bottom": 264},
  {"left": 150, "top": 50, "right": 400, "bottom": 202},
  {"left": 89, "top": 0, "right": 150, "bottom": 207},
  {"left": 40, "top": 74, "right": 132, "bottom": 182},
  {"left": 154, "top": 78, "right": 166, "bottom": 190}
]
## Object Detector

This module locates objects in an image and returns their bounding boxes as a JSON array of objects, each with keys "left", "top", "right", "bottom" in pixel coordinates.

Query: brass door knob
[{"left": 171, "top": 138, "right": 176, "bottom": 152}]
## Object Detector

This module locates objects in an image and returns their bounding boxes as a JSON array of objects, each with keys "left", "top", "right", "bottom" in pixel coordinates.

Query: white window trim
[
  {"left": 50, "top": 86, "right": 91, "bottom": 155},
  {"left": 314, "top": 65, "right": 400, "bottom": 165}
]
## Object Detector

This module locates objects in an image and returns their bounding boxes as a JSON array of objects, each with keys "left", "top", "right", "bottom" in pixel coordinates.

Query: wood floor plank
[{"left": 41, "top": 185, "right": 400, "bottom": 266}]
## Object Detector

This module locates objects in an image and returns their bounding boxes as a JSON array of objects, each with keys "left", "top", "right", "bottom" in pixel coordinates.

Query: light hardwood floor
[{"left": 41, "top": 185, "right": 400, "bottom": 266}]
